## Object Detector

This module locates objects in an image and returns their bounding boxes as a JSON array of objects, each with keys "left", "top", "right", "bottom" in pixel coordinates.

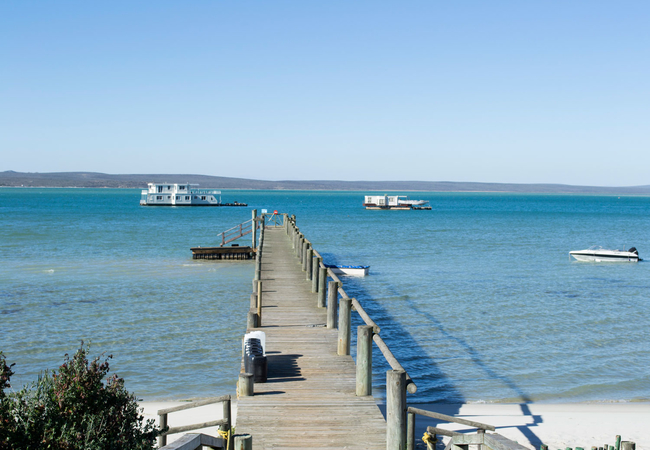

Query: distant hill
[{"left": 1, "top": 171, "right": 649, "bottom": 194}]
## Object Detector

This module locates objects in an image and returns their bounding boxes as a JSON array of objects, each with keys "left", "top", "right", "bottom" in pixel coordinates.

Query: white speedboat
[
  {"left": 569, "top": 246, "right": 641, "bottom": 262},
  {"left": 325, "top": 264, "right": 370, "bottom": 276}
]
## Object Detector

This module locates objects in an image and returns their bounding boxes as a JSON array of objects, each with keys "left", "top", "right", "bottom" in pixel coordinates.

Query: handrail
[
  {"left": 167, "top": 420, "right": 228, "bottom": 435},
  {"left": 374, "top": 334, "right": 416, "bottom": 393},
  {"left": 286, "top": 216, "right": 416, "bottom": 396},
  {"left": 158, "top": 395, "right": 232, "bottom": 415},
  {"left": 217, "top": 219, "right": 254, "bottom": 247},
  {"left": 157, "top": 395, "right": 231, "bottom": 448},
  {"left": 408, "top": 406, "right": 495, "bottom": 431},
  {"left": 351, "top": 298, "right": 380, "bottom": 333}
]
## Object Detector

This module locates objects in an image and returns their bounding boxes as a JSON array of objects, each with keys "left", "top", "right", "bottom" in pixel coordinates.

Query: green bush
[{"left": 0, "top": 344, "right": 163, "bottom": 450}]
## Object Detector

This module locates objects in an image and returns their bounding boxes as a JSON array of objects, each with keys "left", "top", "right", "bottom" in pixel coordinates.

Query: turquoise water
[{"left": 1, "top": 188, "right": 649, "bottom": 403}]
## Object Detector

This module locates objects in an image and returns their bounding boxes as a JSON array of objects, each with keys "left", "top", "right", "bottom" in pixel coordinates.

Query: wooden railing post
[
  {"left": 311, "top": 256, "right": 320, "bottom": 292},
  {"left": 305, "top": 248, "right": 313, "bottom": 280},
  {"left": 387, "top": 369, "right": 407, "bottom": 450},
  {"left": 251, "top": 209, "right": 257, "bottom": 250},
  {"left": 356, "top": 325, "right": 373, "bottom": 396},
  {"left": 407, "top": 411, "right": 415, "bottom": 450},
  {"left": 257, "top": 280, "right": 263, "bottom": 326},
  {"left": 158, "top": 412, "right": 168, "bottom": 447},
  {"left": 302, "top": 242, "right": 309, "bottom": 270},
  {"left": 318, "top": 266, "right": 327, "bottom": 307},
  {"left": 220, "top": 397, "right": 232, "bottom": 448},
  {"left": 327, "top": 281, "right": 339, "bottom": 328},
  {"left": 338, "top": 297, "right": 351, "bottom": 355},
  {"left": 239, "top": 373, "right": 254, "bottom": 397},
  {"left": 234, "top": 433, "right": 253, "bottom": 450}
]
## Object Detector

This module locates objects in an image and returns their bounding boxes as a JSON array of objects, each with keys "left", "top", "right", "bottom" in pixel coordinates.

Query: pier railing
[
  {"left": 245, "top": 213, "right": 556, "bottom": 450},
  {"left": 157, "top": 395, "right": 232, "bottom": 449},
  {"left": 216, "top": 219, "right": 255, "bottom": 247},
  {"left": 282, "top": 214, "right": 420, "bottom": 449}
]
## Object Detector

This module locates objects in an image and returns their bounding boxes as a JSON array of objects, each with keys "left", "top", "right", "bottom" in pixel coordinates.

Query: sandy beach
[{"left": 140, "top": 400, "right": 649, "bottom": 449}]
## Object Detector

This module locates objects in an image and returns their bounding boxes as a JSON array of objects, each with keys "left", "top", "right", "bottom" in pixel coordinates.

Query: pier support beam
[
  {"left": 356, "top": 325, "right": 373, "bottom": 396},
  {"left": 387, "top": 369, "right": 407, "bottom": 450},
  {"left": 338, "top": 297, "right": 351, "bottom": 356},
  {"left": 327, "top": 281, "right": 339, "bottom": 328}
]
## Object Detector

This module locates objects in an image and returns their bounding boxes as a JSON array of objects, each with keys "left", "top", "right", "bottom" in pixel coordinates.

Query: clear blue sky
[{"left": 1, "top": 1, "right": 648, "bottom": 186}]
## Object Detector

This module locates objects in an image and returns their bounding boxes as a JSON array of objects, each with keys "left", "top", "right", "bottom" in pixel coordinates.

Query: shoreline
[{"left": 140, "top": 400, "right": 650, "bottom": 449}]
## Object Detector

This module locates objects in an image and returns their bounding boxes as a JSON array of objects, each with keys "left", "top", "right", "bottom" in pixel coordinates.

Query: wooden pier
[
  {"left": 236, "top": 225, "right": 387, "bottom": 449},
  {"left": 165, "top": 213, "right": 544, "bottom": 450}
]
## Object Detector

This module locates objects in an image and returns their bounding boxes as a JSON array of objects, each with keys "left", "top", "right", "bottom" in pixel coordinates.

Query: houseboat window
[
  {"left": 156, "top": 196, "right": 162, "bottom": 200},
  {"left": 179, "top": 186, "right": 185, "bottom": 190},
  {"left": 185, "top": 196, "right": 190, "bottom": 200},
  {"left": 201, "top": 196, "right": 206, "bottom": 200},
  {"left": 176, "top": 196, "right": 180, "bottom": 200},
  {"left": 158, "top": 186, "right": 163, "bottom": 193},
  {"left": 167, "top": 196, "right": 171, "bottom": 199},
  {"left": 167, "top": 186, "right": 171, "bottom": 190}
]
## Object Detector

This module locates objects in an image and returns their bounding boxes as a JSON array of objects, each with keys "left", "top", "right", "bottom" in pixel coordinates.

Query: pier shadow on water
[{"left": 323, "top": 254, "right": 544, "bottom": 449}]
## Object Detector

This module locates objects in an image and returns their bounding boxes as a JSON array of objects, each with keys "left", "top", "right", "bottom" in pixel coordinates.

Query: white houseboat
[
  {"left": 363, "top": 195, "right": 431, "bottom": 210},
  {"left": 140, "top": 183, "right": 246, "bottom": 206}
]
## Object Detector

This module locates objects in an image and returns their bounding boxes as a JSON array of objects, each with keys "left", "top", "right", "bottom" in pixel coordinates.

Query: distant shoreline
[{"left": 2, "top": 171, "right": 650, "bottom": 195}]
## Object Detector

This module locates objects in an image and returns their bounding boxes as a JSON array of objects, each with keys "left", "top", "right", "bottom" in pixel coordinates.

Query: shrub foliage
[{"left": 0, "top": 344, "right": 162, "bottom": 450}]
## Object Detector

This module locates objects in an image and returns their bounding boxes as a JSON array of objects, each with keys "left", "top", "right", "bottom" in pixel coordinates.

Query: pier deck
[{"left": 236, "top": 227, "right": 386, "bottom": 449}]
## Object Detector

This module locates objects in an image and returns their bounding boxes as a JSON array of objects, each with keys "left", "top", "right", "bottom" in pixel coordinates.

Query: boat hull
[
  {"left": 569, "top": 251, "right": 639, "bottom": 262},
  {"left": 325, "top": 265, "right": 369, "bottom": 276}
]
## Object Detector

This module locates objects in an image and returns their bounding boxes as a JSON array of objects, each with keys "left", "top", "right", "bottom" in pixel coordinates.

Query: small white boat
[
  {"left": 325, "top": 264, "right": 370, "bottom": 276},
  {"left": 363, "top": 195, "right": 431, "bottom": 210},
  {"left": 569, "top": 246, "right": 641, "bottom": 262}
]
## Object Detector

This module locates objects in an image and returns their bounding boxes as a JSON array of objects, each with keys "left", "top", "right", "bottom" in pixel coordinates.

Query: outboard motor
[{"left": 629, "top": 247, "right": 638, "bottom": 254}]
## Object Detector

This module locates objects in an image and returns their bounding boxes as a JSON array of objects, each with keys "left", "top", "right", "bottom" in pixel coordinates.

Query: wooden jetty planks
[{"left": 236, "top": 228, "right": 386, "bottom": 449}]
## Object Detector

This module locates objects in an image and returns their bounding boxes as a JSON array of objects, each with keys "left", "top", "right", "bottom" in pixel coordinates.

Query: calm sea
[{"left": 1, "top": 188, "right": 649, "bottom": 403}]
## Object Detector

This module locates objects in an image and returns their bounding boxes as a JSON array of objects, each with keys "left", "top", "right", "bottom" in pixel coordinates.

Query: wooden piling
[
  {"left": 306, "top": 248, "right": 313, "bottom": 281},
  {"left": 311, "top": 256, "right": 320, "bottom": 292},
  {"left": 387, "top": 369, "right": 407, "bottom": 450},
  {"left": 318, "top": 266, "right": 327, "bottom": 307},
  {"left": 158, "top": 412, "right": 168, "bottom": 447},
  {"left": 220, "top": 397, "right": 232, "bottom": 435},
  {"left": 239, "top": 373, "right": 254, "bottom": 397},
  {"left": 338, "top": 297, "right": 351, "bottom": 356},
  {"left": 327, "top": 280, "right": 338, "bottom": 328},
  {"left": 257, "top": 280, "right": 262, "bottom": 326},
  {"left": 251, "top": 209, "right": 257, "bottom": 250},
  {"left": 356, "top": 325, "right": 373, "bottom": 396},
  {"left": 247, "top": 311, "right": 258, "bottom": 329},
  {"left": 621, "top": 443, "right": 636, "bottom": 450},
  {"left": 407, "top": 411, "right": 415, "bottom": 450},
  {"left": 302, "top": 242, "right": 309, "bottom": 271},
  {"left": 233, "top": 434, "right": 253, "bottom": 450}
]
